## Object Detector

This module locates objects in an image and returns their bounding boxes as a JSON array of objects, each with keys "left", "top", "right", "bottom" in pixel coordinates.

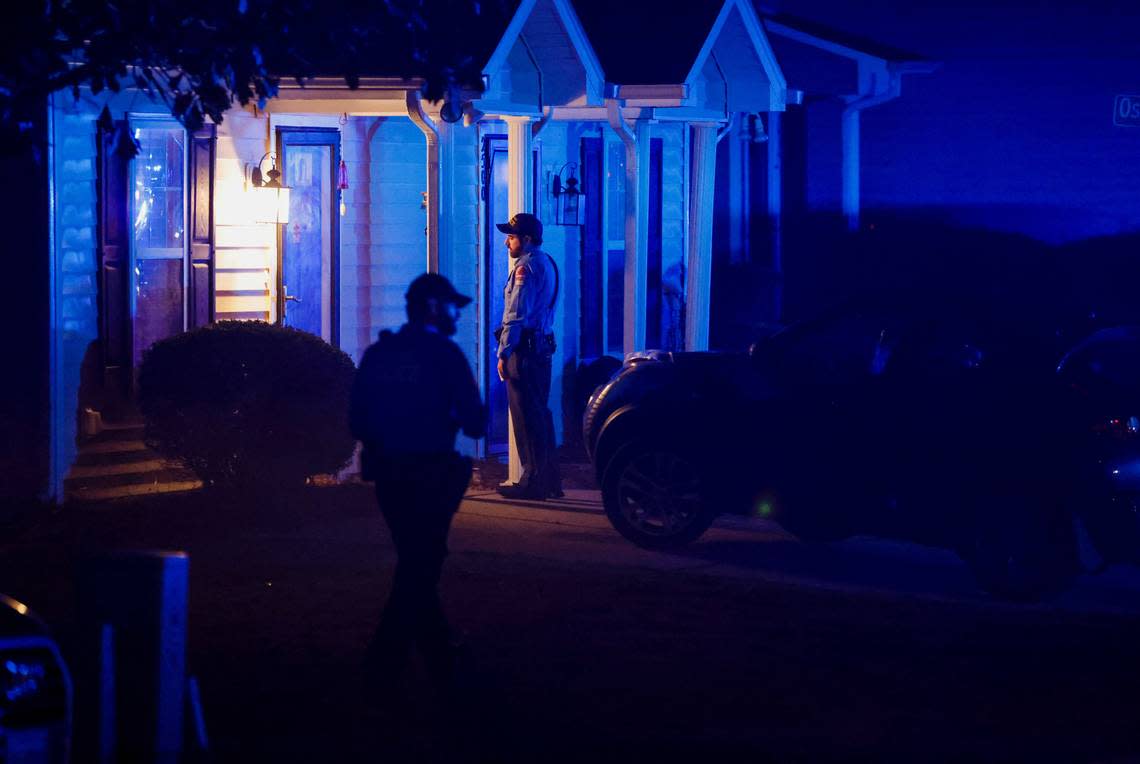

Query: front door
[{"left": 277, "top": 128, "right": 340, "bottom": 346}]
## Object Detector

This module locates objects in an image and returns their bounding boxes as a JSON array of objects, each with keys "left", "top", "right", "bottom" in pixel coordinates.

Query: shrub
[{"left": 138, "top": 321, "right": 356, "bottom": 492}]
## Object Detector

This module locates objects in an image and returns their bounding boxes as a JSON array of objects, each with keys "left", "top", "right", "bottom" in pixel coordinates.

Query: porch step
[
  {"left": 67, "top": 459, "right": 169, "bottom": 480},
  {"left": 67, "top": 477, "right": 205, "bottom": 503},
  {"left": 89, "top": 422, "right": 147, "bottom": 442},
  {"left": 66, "top": 417, "right": 202, "bottom": 502}
]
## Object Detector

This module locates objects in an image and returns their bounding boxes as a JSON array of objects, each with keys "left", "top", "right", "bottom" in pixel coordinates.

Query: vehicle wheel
[
  {"left": 601, "top": 442, "right": 717, "bottom": 550},
  {"left": 964, "top": 497, "right": 1079, "bottom": 601}
]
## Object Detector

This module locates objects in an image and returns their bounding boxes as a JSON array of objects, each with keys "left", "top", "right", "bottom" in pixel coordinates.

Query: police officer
[
  {"left": 349, "top": 273, "right": 486, "bottom": 695},
  {"left": 495, "top": 213, "right": 563, "bottom": 500}
]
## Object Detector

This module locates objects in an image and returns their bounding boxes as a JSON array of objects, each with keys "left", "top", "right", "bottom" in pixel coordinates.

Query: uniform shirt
[
  {"left": 349, "top": 323, "right": 486, "bottom": 471},
  {"left": 497, "top": 248, "right": 557, "bottom": 360}
]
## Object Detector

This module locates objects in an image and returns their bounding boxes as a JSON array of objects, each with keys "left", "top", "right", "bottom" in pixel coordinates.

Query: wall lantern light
[
  {"left": 250, "top": 151, "right": 291, "bottom": 225},
  {"left": 552, "top": 162, "right": 585, "bottom": 226}
]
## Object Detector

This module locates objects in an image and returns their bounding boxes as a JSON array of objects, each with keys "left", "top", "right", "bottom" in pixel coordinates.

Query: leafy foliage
[
  {"left": 2, "top": 0, "right": 511, "bottom": 152},
  {"left": 138, "top": 321, "right": 357, "bottom": 492}
]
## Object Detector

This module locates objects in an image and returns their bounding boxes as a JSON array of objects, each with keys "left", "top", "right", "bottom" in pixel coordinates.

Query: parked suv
[
  {"left": 0, "top": 594, "right": 72, "bottom": 763},
  {"left": 584, "top": 303, "right": 1140, "bottom": 599}
]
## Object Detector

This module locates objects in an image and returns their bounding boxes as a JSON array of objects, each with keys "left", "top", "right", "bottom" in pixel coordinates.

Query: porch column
[
  {"left": 405, "top": 91, "right": 441, "bottom": 272},
  {"left": 767, "top": 112, "right": 783, "bottom": 319},
  {"left": 685, "top": 123, "right": 719, "bottom": 351},
  {"left": 607, "top": 102, "right": 650, "bottom": 354},
  {"left": 504, "top": 116, "right": 534, "bottom": 483},
  {"left": 727, "top": 116, "right": 749, "bottom": 264},
  {"left": 841, "top": 107, "right": 860, "bottom": 232}
]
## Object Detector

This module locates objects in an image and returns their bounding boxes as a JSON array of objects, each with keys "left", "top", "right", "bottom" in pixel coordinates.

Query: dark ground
[{"left": 3, "top": 469, "right": 1140, "bottom": 763}]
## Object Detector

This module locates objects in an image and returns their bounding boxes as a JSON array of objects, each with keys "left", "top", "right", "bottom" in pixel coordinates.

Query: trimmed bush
[{"left": 138, "top": 321, "right": 356, "bottom": 492}]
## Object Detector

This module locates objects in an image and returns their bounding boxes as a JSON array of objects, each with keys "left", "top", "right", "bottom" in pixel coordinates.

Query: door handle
[{"left": 283, "top": 287, "right": 302, "bottom": 304}]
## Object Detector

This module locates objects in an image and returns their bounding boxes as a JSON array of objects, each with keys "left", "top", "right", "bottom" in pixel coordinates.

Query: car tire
[
  {"left": 964, "top": 496, "right": 1079, "bottom": 601},
  {"left": 601, "top": 442, "right": 717, "bottom": 550}
]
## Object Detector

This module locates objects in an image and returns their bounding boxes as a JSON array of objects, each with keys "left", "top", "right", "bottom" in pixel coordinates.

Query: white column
[
  {"left": 506, "top": 117, "right": 534, "bottom": 217},
  {"left": 607, "top": 101, "right": 650, "bottom": 355},
  {"left": 623, "top": 121, "right": 651, "bottom": 354},
  {"left": 842, "top": 107, "right": 860, "bottom": 232},
  {"left": 766, "top": 111, "right": 784, "bottom": 320},
  {"left": 504, "top": 116, "right": 533, "bottom": 484},
  {"left": 685, "top": 123, "right": 719, "bottom": 351},
  {"left": 727, "top": 118, "right": 746, "bottom": 264}
]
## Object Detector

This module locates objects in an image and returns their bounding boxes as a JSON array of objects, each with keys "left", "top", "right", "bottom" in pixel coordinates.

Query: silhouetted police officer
[
  {"left": 495, "top": 213, "right": 563, "bottom": 500},
  {"left": 349, "top": 273, "right": 486, "bottom": 694}
]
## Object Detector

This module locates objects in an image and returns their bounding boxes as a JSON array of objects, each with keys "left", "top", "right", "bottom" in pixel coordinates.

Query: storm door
[
  {"left": 277, "top": 128, "right": 340, "bottom": 346},
  {"left": 97, "top": 118, "right": 214, "bottom": 408}
]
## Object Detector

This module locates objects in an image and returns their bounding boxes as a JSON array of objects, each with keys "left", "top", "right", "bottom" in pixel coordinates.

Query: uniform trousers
[
  {"left": 364, "top": 452, "right": 471, "bottom": 687},
  {"left": 505, "top": 350, "right": 562, "bottom": 493}
]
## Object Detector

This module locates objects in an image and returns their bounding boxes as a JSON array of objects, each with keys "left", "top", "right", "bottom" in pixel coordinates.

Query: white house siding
[
  {"left": 338, "top": 116, "right": 379, "bottom": 363},
  {"left": 214, "top": 109, "right": 275, "bottom": 322},
  {"left": 356, "top": 118, "right": 430, "bottom": 347},
  {"left": 440, "top": 121, "right": 483, "bottom": 456},
  {"left": 49, "top": 93, "right": 101, "bottom": 495}
]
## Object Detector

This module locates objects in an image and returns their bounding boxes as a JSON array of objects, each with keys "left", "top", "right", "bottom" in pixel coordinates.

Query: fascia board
[
  {"left": 684, "top": 0, "right": 734, "bottom": 87},
  {"left": 763, "top": 19, "right": 888, "bottom": 66},
  {"left": 736, "top": 0, "right": 787, "bottom": 111},
  {"left": 483, "top": 0, "right": 538, "bottom": 77}
]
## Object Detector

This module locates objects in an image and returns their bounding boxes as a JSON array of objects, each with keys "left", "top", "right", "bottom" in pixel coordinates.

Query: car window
[{"left": 763, "top": 316, "right": 893, "bottom": 387}]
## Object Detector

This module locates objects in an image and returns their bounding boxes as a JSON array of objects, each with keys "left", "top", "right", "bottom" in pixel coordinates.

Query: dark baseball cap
[
  {"left": 405, "top": 273, "right": 473, "bottom": 307},
  {"left": 496, "top": 213, "right": 543, "bottom": 243}
]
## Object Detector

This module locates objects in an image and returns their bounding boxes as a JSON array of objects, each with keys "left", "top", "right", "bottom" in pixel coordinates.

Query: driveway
[{"left": 2, "top": 485, "right": 1140, "bottom": 762}]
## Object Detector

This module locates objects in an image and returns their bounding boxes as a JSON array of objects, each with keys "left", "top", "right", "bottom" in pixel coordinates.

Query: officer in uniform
[
  {"left": 349, "top": 273, "right": 486, "bottom": 694},
  {"left": 494, "top": 213, "right": 563, "bottom": 500}
]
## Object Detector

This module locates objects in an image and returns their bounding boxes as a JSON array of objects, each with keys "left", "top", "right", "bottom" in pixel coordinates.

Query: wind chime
[{"left": 338, "top": 158, "right": 349, "bottom": 216}]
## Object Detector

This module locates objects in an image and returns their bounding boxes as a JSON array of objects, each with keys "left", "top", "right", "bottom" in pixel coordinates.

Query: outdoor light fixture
[
  {"left": 250, "top": 151, "right": 291, "bottom": 224},
  {"left": 552, "top": 162, "right": 585, "bottom": 226}
]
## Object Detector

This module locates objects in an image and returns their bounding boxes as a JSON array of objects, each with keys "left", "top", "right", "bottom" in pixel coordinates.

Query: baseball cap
[
  {"left": 496, "top": 213, "right": 543, "bottom": 243},
  {"left": 405, "top": 273, "right": 473, "bottom": 308}
]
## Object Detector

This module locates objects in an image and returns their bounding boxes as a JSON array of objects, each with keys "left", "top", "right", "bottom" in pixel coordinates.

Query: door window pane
[{"left": 131, "top": 124, "right": 186, "bottom": 366}]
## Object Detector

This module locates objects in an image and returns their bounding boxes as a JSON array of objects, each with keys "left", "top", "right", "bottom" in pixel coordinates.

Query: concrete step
[
  {"left": 67, "top": 459, "right": 169, "bottom": 480},
  {"left": 68, "top": 478, "right": 204, "bottom": 502},
  {"left": 66, "top": 465, "right": 203, "bottom": 502},
  {"left": 67, "top": 425, "right": 204, "bottom": 502},
  {"left": 74, "top": 445, "right": 161, "bottom": 468},
  {"left": 86, "top": 424, "right": 147, "bottom": 443},
  {"left": 78, "top": 439, "right": 150, "bottom": 456}
]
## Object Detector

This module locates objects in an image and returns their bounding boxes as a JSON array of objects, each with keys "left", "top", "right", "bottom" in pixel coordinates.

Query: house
[
  {"left": 757, "top": 1, "right": 1140, "bottom": 246},
  {"left": 21, "top": 0, "right": 932, "bottom": 504}
]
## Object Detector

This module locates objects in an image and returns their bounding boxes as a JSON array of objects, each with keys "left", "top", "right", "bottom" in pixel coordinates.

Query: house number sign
[{"left": 1114, "top": 95, "right": 1140, "bottom": 126}]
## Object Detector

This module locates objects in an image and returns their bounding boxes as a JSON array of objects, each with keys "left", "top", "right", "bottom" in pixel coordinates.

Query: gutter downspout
[
  {"left": 606, "top": 98, "right": 650, "bottom": 354},
  {"left": 842, "top": 74, "right": 901, "bottom": 231},
  {"left": 406, "top": 90, "right": 441, "bottom": 273}
]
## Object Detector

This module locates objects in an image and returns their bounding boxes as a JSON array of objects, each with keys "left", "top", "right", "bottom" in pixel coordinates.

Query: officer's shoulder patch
[{"left": 513, "top": 265, "right": 527, "bottom": 285}]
